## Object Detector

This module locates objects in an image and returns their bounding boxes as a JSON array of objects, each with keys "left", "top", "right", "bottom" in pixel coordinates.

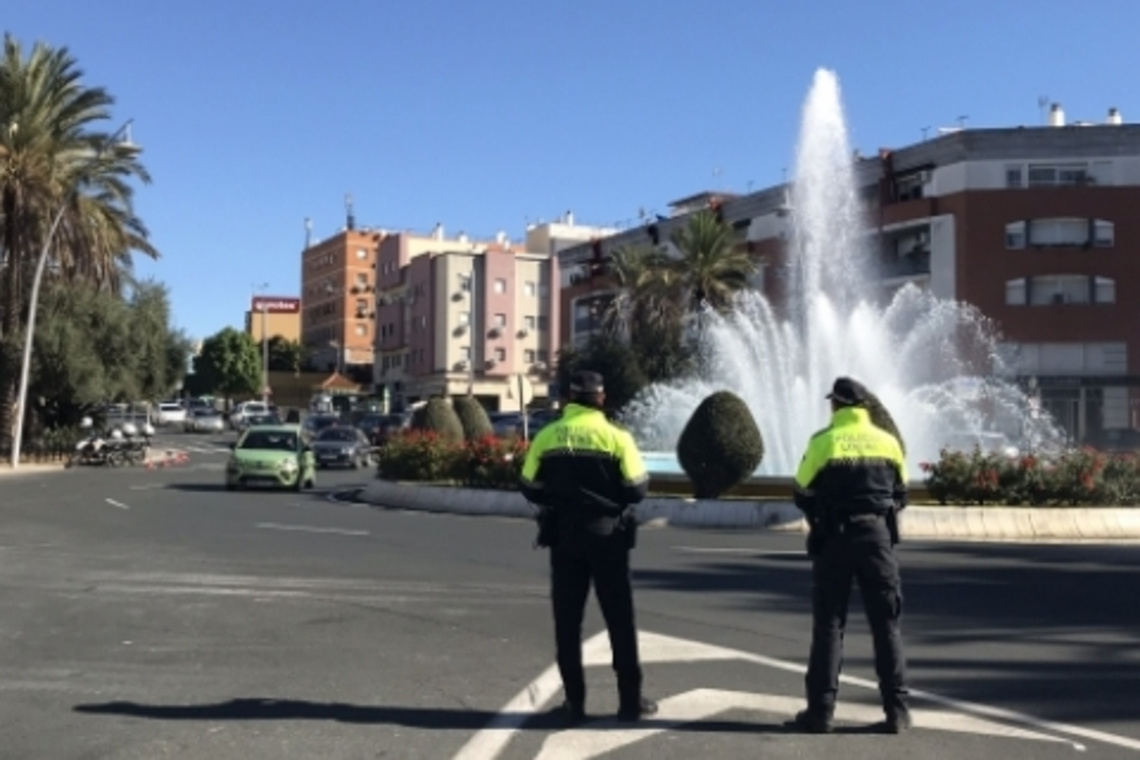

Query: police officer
[
  {"left": 520, "top": 370, "right": 658, "bottom": 724},
  {"left": 790, "top": 376, "right": 912, "bottom": 734}
]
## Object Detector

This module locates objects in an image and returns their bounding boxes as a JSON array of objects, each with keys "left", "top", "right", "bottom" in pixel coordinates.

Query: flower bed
[
  {"left": 377, "top": 430, "right": 527, "bottom": 490},
  {"left": 922, "top": 447, "right": 1140, "bottom": 506}
]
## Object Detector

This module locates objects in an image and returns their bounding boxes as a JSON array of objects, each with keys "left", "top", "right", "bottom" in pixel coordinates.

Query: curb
[{"left": 358, "top": 479, "right": 1140, "bottom": 541}]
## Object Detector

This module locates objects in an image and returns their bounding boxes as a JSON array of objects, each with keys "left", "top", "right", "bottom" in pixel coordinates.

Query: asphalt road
[{"left": 0, "top": 431, "right": 1138, "bottom": 759}]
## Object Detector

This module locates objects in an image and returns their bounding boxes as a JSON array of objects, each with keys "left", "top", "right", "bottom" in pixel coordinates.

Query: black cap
[
  {"left": 826, "top": 376, "right": 869, "bottom": 406},
  {"left": 569, "top": 370, "right": 605, "bottom": 395}
]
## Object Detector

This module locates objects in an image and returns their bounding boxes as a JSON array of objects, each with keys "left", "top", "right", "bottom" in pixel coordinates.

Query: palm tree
[
  {"left": 0, "top": 34, "right": 156, "bottom": 447},
  {"left": 669, "top": 210, "right": 756, "bottom": 313},
  {"left": 601, "top": 243, "right": 682, "bottom": 339}
]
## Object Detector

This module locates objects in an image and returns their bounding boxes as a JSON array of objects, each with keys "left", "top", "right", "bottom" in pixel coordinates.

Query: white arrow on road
[{"left": 453, "top": 629, "right": 1140, "bottom": 758}]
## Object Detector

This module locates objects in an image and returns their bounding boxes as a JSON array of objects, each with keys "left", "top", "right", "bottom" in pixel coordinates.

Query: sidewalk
[
  {"left": 356, "top": 479, "right": 1140, "bottom": 542},
  {"left": 0, "top": 448, "right": 189, "bottom": 477}
]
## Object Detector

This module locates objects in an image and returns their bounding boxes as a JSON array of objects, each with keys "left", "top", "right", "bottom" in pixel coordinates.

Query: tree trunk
[{"left": 0, "top": 187, "right": 24, "bottom": 452}]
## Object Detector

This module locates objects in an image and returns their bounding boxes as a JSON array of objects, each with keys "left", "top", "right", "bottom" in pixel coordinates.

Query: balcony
[{"left": 878, "top": 250, "right": 931, "bottom": 280}]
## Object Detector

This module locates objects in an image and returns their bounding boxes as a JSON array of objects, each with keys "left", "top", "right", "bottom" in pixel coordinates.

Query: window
[
  {"left": 538, "top": 349, "right": 549, "bottom": 362},
  {"left": 1028, "top": 218, "right": 1089, "bottom": 247},
  {"left": 537, "top": 316, "right": 549, "bottom": 331},
  {"left": 1095, "top": 277, "right": 1116, "bottom": 304},
  {"left": 459, "top": 346, "right": 470, "bottom": 360},
  {"left": 1030, "top": 274, "right": 1091, "bottom": 305},
  {"left": 458, "top": 311, "right": 470, "bottom": 325},
  {"left": 1027, "top": 163, "right": 1090, "bottom": 187},
  {"left": 1005, "top": 165, "right": 1023, "bottom": 188},
  {"left": 1005, "top": 221, "right": 1026, "bottom": 249},
  {"left": 355, "top": 272, "right": 368, "bottom": 287},
  {"left": 1094, "top": 220, "right": 1115, "bottom": 247},
  {"left": 495, "top": 347, "right": 506, "bottom": 362},
  {"left": 493, "top": 313, "right": 507, "bottom": 327},
  {"left": 524, "top": 315, "right": 536, "bottom": 330},
  {"left": 458, "top": 274, "right": 471, "bottom": 292},
  {"left": 494, "top": 278, "right": 507, "bottom": 294},
  {"left": 524, "top": 349, "right": 536, "bottom": 363},
  {"left": 1005, "top": 278, "right": 1027, "bottom": 305},
  {"left": 418, "top": 315, "right": 427, "bottom": 328},
  {"left": 355, "top": 298, "right": 368, "bottom": 312},
  {"left": 356, "top": 248, "right": 368, "bottom": 260},
  {"left": 524, "top": 281, "right": 536, "bottom": 297},
  {"left": 539, "top": 283, "right": 549, "bottom": 298},
  {"left": 354, "top": 324, "right": 367, "bottom": 336}
]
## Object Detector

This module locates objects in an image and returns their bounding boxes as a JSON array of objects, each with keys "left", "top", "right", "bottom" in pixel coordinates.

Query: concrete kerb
[{"left": 358, "top": 479, "right": 1140, "bottom": 541}]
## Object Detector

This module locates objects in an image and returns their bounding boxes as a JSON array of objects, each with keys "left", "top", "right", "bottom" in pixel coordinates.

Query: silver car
[
  {"left": 184, "top": 409, "right": 226, "bottom": 434},
  {"left": 311, "top": 426, "right": 373, "bottom": 469}
]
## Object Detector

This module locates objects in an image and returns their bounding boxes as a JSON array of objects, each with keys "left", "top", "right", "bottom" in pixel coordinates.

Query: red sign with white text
[{"left": 251, "top": 297, "right": 301, "bottom": 313}]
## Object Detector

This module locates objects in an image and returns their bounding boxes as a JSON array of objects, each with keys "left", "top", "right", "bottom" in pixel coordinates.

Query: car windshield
[
  {"left": 193, "top": 410, "right": 218, "bottom": 418},
  {"left": 308, "top": 416, "right": 340, "bottom": 431},
  {"left": 317, "top": 428, "right": 357, "bottom": 442},
  {"left": 239, "top": 430, "right": 298, "bottom": 452}
]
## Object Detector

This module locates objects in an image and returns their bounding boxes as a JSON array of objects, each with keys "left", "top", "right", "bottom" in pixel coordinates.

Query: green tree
[
  {"left": 0, "top": 34, "right": 156, "bottom": 445},
  {"left": 192, "top": 328, "right": 261, "bottom": 401},
  {"left": 554, "top": 335, "right": 648, "bottom": 413},
  {"left": 669, "top": 210, "right": 756, "bottom": 313},
  {"left": 452, "top": 395, "right": 493, "bottom": 440},
  {"left": 266, "top": 336, "right": 305, "bottom": 373}
]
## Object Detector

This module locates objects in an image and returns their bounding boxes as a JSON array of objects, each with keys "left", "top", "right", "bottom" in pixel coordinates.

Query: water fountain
[{"left": 624, "top": 69, "right": 1060, "bottom": 478}]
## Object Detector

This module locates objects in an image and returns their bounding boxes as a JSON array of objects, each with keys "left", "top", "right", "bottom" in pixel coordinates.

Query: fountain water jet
[{"left": 623, "top": 69, "right": 1060, "bottom": 476}]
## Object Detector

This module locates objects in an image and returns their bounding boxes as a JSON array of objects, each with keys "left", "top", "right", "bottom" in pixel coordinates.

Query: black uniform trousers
[
  {"left": 806, "top": 515, "right": 908, "bottom": 714},
  {"left": 550, "top": 530, "right": 642, "bottom": 708}
]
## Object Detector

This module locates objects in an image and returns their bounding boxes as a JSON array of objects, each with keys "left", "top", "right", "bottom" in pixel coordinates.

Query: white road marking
[
  {"left": 104, "top": 498, "right": 130, "bottom": 510},
  {"left": 534, "top": 689, "right": 1077, "bottom": 759},
  {"left": 255, "top": 522, "right": 369, "bottom": 536},
  {"left": 456, "top": 630, "right": 1140, "bottom": 759}
]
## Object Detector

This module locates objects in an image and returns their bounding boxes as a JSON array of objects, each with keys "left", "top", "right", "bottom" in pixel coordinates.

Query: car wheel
[{"left": 225, "top": 482, "right": 237, "bottom": 492}]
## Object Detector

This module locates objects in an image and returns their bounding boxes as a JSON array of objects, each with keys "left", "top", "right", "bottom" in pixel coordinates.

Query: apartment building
[
  {"left": 373, "top": 217, "right": 615, "bottom": 411},
  {"left": 558, "top": 107, "right": 1140, "bottom": 443},
  {"left": 300, "top": 224, "right": 381, "bottom": 376}
]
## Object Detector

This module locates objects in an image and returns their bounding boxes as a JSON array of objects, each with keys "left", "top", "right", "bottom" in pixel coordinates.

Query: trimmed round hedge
[
  {"left": 676, "top": 391, "right": 765, "bottom": 499},
  {"left": 411, "top": 398, "right": 465, "bottom": 445},
  {"left": 452, "top": 395, "right": 493, "bottom": 440}
]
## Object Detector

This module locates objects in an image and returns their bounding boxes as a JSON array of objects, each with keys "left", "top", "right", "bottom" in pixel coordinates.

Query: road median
[{"left": 355, "top": 478, "right": 1140, "bottom": 542}]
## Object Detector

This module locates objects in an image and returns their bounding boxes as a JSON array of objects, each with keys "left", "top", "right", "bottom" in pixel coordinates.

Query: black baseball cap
[
  {"left": 826, "top": 376, "right": 869, "bottom": 406},
  {"left": 569, "top": 370, "right": 605, "bottom": 395}
]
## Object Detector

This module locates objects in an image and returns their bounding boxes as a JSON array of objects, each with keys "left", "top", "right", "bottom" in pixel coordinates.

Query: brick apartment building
[
  {"left": 300, "top": 221, "right": 381, "bottom": 378},
  {"left": 558, "top": 108, "right": 1140, "bottom": 444},
  {"left": 373, "top": 217, "right": 614, "bottom": 411}
]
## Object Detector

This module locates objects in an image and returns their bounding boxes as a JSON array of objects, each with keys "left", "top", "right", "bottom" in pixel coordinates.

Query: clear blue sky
[{"left": 9, "top": 0, "right": 1140, "bottom": 341}]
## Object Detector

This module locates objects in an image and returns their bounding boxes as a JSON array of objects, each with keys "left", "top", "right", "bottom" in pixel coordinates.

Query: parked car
[
  {"left": 229, "top": 401, "right": 270, "bottom": 430},
  {"left": 303, "top": 414, "right": 342, "bottom": 436},
  {"left": 312, "top": 426, "right": 374, "bottom": 469},
  {"left": 184, "top": 408, "right": 226, "bottom": 434},
  {"left": 156, "top": 402, "right": 188, "bottom": 426},
  {"left": 225, "top": 425, "right": 315, "bottom": 491}
]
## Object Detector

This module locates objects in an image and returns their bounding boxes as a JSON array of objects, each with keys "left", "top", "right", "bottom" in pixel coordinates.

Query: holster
[
  {"left": 805, "top": 504, "right": 833, "bottom": 557},
  {"left": 619, "top": 510, "right": 638, "bottom": 549},
  {"left": 886, "top": 507, "right": 901, "bottom": 546},
  {"left": 534, "top": 506, "right": 558, "bottom": 549}
]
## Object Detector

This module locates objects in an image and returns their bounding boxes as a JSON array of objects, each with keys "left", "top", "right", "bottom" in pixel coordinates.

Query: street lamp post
[
  {"left": 10, "top": 120, "right": 135, "bottom": 469},
  {"left": 252, "top": 282, "right": 269, "bottom": 404}
]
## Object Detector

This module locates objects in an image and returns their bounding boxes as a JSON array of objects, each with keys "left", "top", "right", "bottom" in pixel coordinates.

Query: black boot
[
  {"left": 882, "top": 704, "right": 912, "bottom": 734},
  {"left": 787, "top": 708, "right": 834, "bottom": 734},
  {"left": 556, "top": 699, "right": 587, "bottom": 727},
  {"left": 617, "top": 696, "right": 658, "bottom": 722}
]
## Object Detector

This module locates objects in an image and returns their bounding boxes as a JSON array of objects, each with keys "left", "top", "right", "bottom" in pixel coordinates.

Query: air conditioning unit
[
  {"left": 531, "top": 361, "right": 547, "bottom": 371},
  {"left": 453, "top": 324, "right": 468, "bottom": 337},
  {"left": 451, "top": 292, "right": 464, "bottom": 302},
  {"left": 488, "top": 327, "right": 502, "bottom": 338},
  {"left": 454, "top": 360, "right": 470, "bottom": 371},
  {"left": 485, "top": 358, "right": 497, "bottom": 369},
  {"left": 516, "top": 328, "right": 529, "bottom": 338}
]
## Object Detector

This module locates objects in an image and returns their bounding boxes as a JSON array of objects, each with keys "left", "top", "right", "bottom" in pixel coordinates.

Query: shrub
[
  {"left": 378, "top": 430, "right": 458, "bottom": 482},
  {"left": 411, "top": 398, "right": 465, "bottom": 445},
  {"left": 452, "top": 396, "right": 494, "bottom": 440},
  {"left": 453, "top": 435, "right": 529, "bottom": 489},
  {"left": 863, "top": 390, "right": 905, "bottom": 455},
  {"left": 921, "top": 446, "right": 1140, "bottom": 506},
  {"left": 676, "top": 391, "right": 764, "bottom": 499}
]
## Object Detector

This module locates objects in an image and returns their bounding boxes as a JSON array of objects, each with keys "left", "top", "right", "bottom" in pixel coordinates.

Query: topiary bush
[
  {"left": 411, "top": 398, "right": 465, "bottom": 445},
  {"left": 676, "top": 391, "right": 765, "bottom": 499},
  {"left": 864, "top": 390, "right": 906, "bottom": 455},
  {"left": 452, "top": 396, "right": 494, "bottom": 440}
]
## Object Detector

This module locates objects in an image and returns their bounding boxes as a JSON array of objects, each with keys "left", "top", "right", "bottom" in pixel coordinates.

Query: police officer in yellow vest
[
  {"left": 790, "top": 377, "right": 912, "bottom": 734},
  {"left": 520, "top": 370, "right": 658, "bottom": 724}
]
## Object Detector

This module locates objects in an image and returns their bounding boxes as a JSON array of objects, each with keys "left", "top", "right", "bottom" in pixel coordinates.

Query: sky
[{"left": 8, "top": 0, "right": 1140, "bottom": 341}]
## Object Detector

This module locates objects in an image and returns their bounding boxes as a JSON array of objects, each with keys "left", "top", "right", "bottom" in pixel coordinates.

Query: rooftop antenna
[
  {"left": 345, "top": 193, "right": 355, "bottom": 231},
  {"left": 921, "top": 126, "right": 931, "bottom": 140},
  {"left": 1037, "top": 95, "right": 1050, "bottom": 125},
  {"left": 304, "top": 217, "right": 313, "bottom": 248},
  {"left": 956, "top": 115, "right": 969, "bottom": 129}
]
